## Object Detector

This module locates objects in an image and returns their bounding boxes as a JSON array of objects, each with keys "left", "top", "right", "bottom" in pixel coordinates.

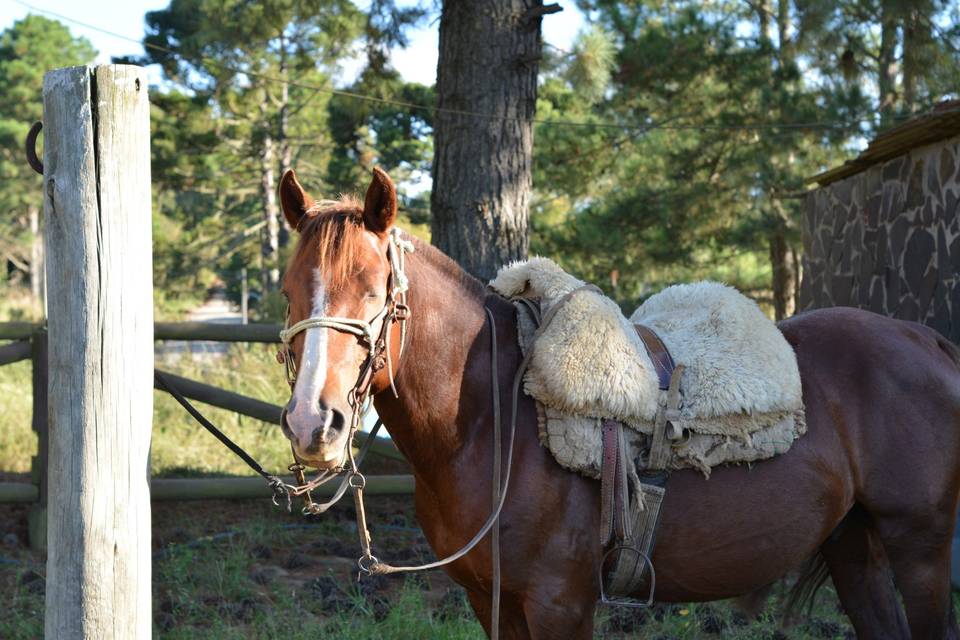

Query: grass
[
  {"left": 0, "top": 340, "right": 295, "bottom": 477},
  {"left": 0, "top": 494, "right": 876, "bottom": 640},
  {"left": 152, "top": 343, "right": 294, "bottom": 476},
  {"left": 0, "top": 359, "right": 35, "bottom": 474}
]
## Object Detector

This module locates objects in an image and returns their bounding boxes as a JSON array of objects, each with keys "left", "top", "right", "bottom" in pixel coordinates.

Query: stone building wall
[{"left": 800, "top": 136, "right": 960, "bottom": 341}]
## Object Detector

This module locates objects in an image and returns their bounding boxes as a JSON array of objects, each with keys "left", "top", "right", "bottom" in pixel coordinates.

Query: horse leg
[
  {"left": 464, "top": 588, "right": 531, "bottom": 639},
  {"left": 818, "top": 507, "right": 909, "bottom": 638},
  {"left": 872, "top": 511, "right": 959, "bottom": 639},
  {"left": 519, "top": 589, "right": 596, "bottom": 640}
]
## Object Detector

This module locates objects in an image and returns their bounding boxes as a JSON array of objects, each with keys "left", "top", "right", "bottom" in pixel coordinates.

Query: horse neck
[{"left": 373, "top": 244, "right": 507, "bottom": 480}]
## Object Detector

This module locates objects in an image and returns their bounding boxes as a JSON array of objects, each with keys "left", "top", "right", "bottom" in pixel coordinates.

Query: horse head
[{"left": 277, "top": 167, "right": 410, "bottom": 470}]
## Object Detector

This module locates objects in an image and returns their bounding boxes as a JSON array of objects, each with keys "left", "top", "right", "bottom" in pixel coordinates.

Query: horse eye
[{"left": 365, "top": 290, "right": 380, "bottom": 300}]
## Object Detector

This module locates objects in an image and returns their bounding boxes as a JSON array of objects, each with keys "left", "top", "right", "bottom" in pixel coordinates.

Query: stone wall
[{"left": 800, "top": 136, "right": 960, "bottom": 341}]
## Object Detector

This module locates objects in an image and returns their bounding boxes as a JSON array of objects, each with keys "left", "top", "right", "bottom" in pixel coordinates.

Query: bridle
[
  {"left": 278, "top": 226, "right": 414, "bottom": 404},
  {"left": 275, "top": 227, "right": 413, "bottom": 519}
]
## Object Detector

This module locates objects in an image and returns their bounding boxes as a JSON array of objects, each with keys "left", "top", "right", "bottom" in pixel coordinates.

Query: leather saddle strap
[
  {"left": 600, "top": 419, "right": 632, "bottom": 545},
  {"left": 648, "top": 364, "right": 684, "bottom": 471},
  {"left": 634, "top": 324, "right": 676, "bottom": 391}
]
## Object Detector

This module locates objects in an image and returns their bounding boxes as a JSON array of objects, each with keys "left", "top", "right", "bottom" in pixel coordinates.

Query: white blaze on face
[{"left": 287, "top": 268, "right": 333, "bottom": 439}]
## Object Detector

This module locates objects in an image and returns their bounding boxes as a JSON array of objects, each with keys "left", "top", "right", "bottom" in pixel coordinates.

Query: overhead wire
[{"left": 12, "top": 0, "right": 952, "bottom": 135}]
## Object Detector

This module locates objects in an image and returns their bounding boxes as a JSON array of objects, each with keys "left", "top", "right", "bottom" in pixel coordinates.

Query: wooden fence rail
[
  {"left": 154, "top": 368, "right": 404, "bottom": 461},
  {"left": 0, "top": 482, "right": 39, "bottom": 503},
  {"left": 155, "top": 322, "right": 282, "bottom": 342},
  {"left": 0, "top": 340, "right": 31, "bottom": 366},
  {"left": 1, "top": 321, "right": 284, "bottom": 343},
  {"left": 0, "top": 475, "right": 415, "bottom": 503},
  {"left": 151, "top": 474, "right": 414, "bottom": 501},
  {"left": 0, "top": 322, "right": 40, "bottom": 340}
]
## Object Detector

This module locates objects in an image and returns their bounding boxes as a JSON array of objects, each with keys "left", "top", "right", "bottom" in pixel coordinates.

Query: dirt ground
[{"left": 0, "top": 474, "right": 872, "bottom": 639}]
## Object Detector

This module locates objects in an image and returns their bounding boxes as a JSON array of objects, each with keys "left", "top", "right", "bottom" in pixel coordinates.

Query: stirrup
[{"left": 598, "top": 545, "right": 656, "bottom": 609}]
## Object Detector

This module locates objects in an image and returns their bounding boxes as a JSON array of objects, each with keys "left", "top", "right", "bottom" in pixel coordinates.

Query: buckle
[{"left": 394, "top": 303, "right": 410, "bottom": 321}]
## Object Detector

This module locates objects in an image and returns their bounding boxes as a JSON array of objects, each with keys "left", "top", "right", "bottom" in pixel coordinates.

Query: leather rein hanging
[
  {"left": 158, "top": 227, "right": 534, "bottom": 638},
  {"left": 276, "top": 230, "right": 520, "bottom": 584}
]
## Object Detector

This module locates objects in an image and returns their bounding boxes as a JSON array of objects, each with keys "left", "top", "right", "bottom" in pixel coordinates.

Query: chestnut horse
[{"left": 276, "top": 167, "right": 960, "bottom": 639}]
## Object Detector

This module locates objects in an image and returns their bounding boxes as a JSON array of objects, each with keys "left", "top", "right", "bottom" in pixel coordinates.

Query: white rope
[{"left": 279, "top": 229, "right": 415, "bottom": 349}]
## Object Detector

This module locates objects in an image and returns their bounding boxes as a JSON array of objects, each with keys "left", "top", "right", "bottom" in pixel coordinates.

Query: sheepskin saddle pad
[{"left": 489, "top": 257, "right": 806, "bottom": 477}]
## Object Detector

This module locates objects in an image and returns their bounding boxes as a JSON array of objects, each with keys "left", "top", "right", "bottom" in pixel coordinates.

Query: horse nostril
[
  {"left": 301, "top": 408, "right": 347, "bottom": 454},
  {"left": 328, "top": 408, "right": 346, "bottom": 434}
]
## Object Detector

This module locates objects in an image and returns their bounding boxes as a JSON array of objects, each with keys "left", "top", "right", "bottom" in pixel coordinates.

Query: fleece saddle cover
[{"left": 490, "top": 258, "right": 806, "bottom": 477}]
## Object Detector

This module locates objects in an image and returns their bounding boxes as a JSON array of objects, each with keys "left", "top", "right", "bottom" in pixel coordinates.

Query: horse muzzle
[{"left": 281, "top": 405, "right": 349, "bottom": 470}]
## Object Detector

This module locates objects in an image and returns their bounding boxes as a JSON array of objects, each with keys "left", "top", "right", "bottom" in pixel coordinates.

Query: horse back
[{"left": 779, "top": 306, "right": 960, "bottom": 508}]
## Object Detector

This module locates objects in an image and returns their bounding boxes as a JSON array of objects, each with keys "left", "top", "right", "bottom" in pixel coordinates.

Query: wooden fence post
[
  {"left": 28, "top": 328, "right": 48, "bottom": 550},
  {"left": 42, "top": 65, "right": 153, "bottom": 638}
]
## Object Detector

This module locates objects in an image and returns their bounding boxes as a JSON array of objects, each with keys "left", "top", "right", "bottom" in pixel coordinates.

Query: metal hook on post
[{"left": 25, "top": 121, "right": 44, "bottom": 175}]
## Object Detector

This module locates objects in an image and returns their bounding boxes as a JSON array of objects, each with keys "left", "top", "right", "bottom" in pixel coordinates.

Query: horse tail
[{"left": 783, "top": 553, "right": 831, "bottom": 624}]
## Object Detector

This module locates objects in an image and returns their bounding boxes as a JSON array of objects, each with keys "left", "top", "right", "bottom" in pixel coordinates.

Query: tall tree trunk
[
  {"left": 769, "top": 230, "right": 796, "bottom": 320},
  {"left": 278, "top": 38, "right": 292, "bottom": 249},
  {"left": 259, "top": 132, "right": 281, "bottom": 293},
  {"left": 878, "top": 0, "right": 899, "bottom": 126},
  {"left": 28, "top": 204, "right": 44, "bottom": 309},
  {"left": 776, "top": 0, "right": 792, "bottom": 65},
  {"left": 765, "top": 0, "right": 797, "bottom": 321},
  {"left": 791, "top": 243, "right": 801, "bottom": 312},
  {"left": 430, "top": 1, "right": 554, "bottom": 281},
  {"left": 901, "top": 5, "right": 927, "bottom": 115}
]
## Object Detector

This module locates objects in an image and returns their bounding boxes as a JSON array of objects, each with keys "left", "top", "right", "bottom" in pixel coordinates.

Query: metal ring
[
  {"left": 357, "top": 554, "right": 380, "bottom": 574},
  {"left": 25, "top": 121, "right": 43, "bottom": 175},
  {"left": 348, "top": 472, "right": 366, "bottom": 490}
]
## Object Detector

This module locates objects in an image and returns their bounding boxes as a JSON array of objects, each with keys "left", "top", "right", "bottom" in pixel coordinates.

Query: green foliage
[
  {"left": 533, "top": 0, "right": 959, "bottom": 312},
  {"left": 128, "top": 0, "right": 434, "bottom": 306},
  {"left": 0, "top": 16, "right": 95, "bottom": 290}
]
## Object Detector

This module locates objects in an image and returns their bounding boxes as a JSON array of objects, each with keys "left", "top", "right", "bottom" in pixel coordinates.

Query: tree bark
[
  {"left": 278, "top": 36, "right": 292, "bottom": 249},
  {"left": 769, "top": 230, "right": 796, "bottom": 320},
  {"left": 430, "top": 0, "right": 549, "bottom": 281},
  {"left": 900, "top": 5, "right": 928, "bottom": 115},
  {"left": 878, "top": 0, "right": 899, "bottom": 126},
  {"left": 259, "top": 130, "right": 281, "bottom": 293}
]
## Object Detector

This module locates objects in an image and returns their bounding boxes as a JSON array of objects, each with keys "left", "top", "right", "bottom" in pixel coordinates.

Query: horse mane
[
  {"left": 289, "top": 196, "right": 488, "bottom": 300},
  {"left": 290, "top": 197, "right": 365, "bottom": 292}
]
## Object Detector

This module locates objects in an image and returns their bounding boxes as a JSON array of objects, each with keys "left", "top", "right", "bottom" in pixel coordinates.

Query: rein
[{"left": 162, "top": 228, "right": 540, "bottom": 638}]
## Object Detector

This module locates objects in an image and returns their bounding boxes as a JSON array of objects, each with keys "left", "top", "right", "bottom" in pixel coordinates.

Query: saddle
[{"left": 493, "top": 257, "right": 808, "bottom": 602}]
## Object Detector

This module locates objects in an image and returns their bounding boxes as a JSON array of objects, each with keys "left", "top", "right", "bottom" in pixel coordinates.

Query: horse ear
[
  {"left": 279, "top": 169, "right": 313, "bottom": 231},
  {"left": 363, "top": 167, "right": 398, "bottom": 234}
]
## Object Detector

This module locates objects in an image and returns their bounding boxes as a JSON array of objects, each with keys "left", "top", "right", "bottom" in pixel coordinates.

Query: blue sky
[{"left": 1, "top": 0, "right": 586, "bottom": 86}]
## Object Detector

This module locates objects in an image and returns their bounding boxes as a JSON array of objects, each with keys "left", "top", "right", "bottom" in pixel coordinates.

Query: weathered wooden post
[
  {"left": 42, "top": 65, "right": 153, "bottom": 638},
  {"left": 28, "top": 327, "right": 48, "bottom": 550}
]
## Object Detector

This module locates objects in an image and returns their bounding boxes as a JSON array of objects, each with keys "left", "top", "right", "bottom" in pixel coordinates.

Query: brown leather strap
[
  {"left": 634, "top": 324, "right": 676, "bottom": 391},
  {"left": 600, "top": 420, "right": 619, "bottom": 545},
  {"left": 600, "top": 419, "right": 631, "bottom": 545}
]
